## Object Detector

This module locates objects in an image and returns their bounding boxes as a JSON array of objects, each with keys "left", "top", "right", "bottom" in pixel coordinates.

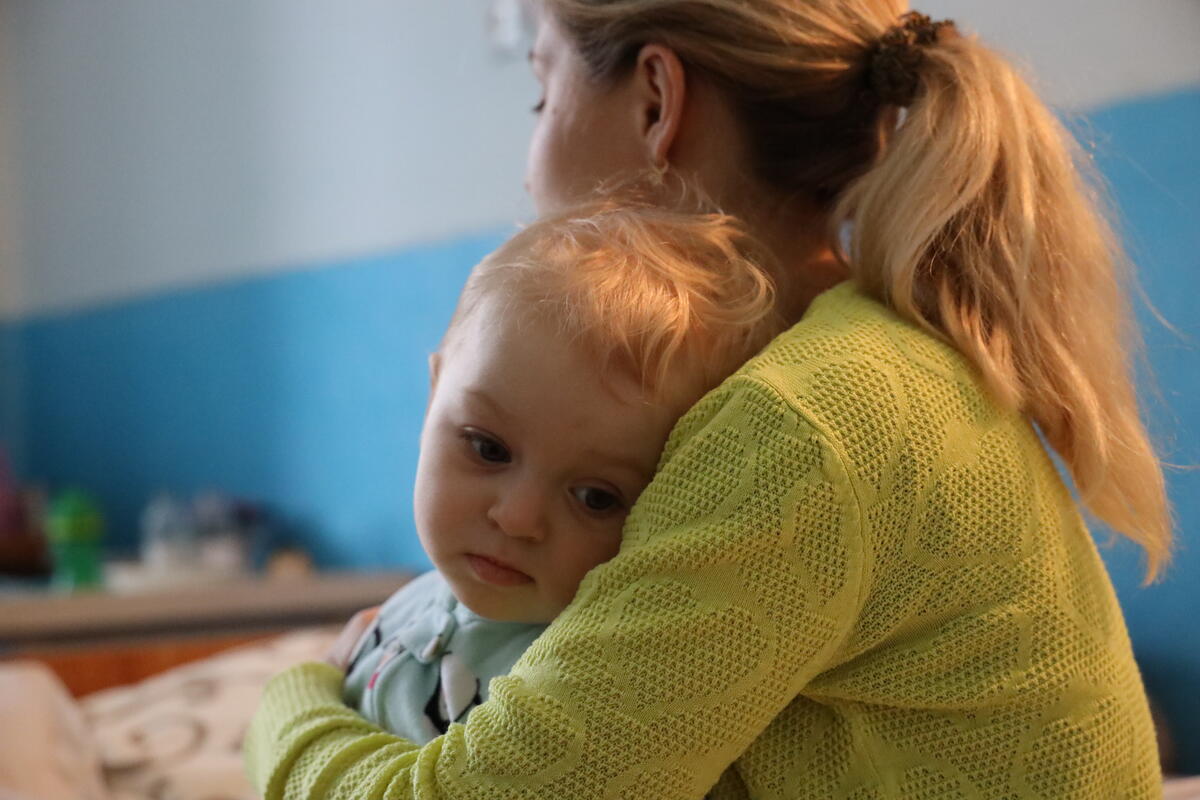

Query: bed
[
  {"left": 1, "top": 627, "right": 1198, "bottom": 799},
  {"left": 0, "top": 627, "right": 337, "bottom": 800}
]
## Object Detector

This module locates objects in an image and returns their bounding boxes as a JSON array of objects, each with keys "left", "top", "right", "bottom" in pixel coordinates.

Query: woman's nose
[{"left": 486, "top": 481, "right": 547, "bottom": 542}]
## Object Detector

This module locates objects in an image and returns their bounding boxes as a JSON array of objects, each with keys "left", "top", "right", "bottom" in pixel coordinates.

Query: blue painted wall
[
  {"left": 15, "top": 230, "right": 505, "bottom": 568},
  {"left": 2, "top": 87, "right": 1197, "bottom": 769},
  {"left": 1085, "top": 87, "right": 1200, "bottom": 773},
  {"left": 0, "top": 321, "right": 27, "bottom": 476}
]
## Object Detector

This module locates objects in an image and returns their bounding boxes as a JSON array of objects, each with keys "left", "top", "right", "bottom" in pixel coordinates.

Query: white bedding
[
  {"left": 0, "top": 660, "right": 107, "bottom": 800},
  {"left": 1, "top": 628, "right": 1197, "bottom": 799},
  {"left": 0, "top": 628, "right": 337, "bottom": 800}
]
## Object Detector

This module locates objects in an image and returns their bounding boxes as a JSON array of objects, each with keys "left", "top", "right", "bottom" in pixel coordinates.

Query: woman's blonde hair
[
  {"left": 542, "top": 0, "right": 1171, "bottom": 579},
  {"left": 445, "top": 198, "right": 787, "bottom": 411}
]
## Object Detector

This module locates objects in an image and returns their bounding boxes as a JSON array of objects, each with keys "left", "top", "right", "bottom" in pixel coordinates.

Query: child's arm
[
  {"left": 245, "top": 376, "right": 868, "bottom": 799},
  {"left": 325, "top": 606, "right": 379, "bottom": 671}
]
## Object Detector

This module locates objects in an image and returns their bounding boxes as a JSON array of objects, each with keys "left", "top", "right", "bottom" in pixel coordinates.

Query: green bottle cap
[{"left": 46, "top": 489, "right": 105, "bottom": 544}]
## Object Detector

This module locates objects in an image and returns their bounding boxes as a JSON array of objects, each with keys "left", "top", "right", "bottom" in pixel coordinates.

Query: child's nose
[{"left": 486, "top": 481, "right": 548, "bottom": 542}]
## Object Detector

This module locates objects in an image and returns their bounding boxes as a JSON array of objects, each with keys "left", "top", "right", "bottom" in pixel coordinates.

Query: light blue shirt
[{"left": 343, "top": 570, "right": 547, "bottom": 744}]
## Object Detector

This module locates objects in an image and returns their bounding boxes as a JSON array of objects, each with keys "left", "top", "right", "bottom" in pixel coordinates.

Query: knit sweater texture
[{"left": 245, "top": 281, "right": 1160, "bottom": 799}]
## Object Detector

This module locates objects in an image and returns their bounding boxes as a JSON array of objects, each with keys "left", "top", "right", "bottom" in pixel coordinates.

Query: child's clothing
[
  {"left": 246, "top": 281, "right": 1160, "bottom": 799},
  {"left": 342, "top": 570, "right": 545, "bottom": 744}
]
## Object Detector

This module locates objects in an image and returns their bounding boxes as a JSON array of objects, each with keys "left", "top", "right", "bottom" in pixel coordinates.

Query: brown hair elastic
[{"left": 868, "top": 11, "right": 958, "bottom": 107}]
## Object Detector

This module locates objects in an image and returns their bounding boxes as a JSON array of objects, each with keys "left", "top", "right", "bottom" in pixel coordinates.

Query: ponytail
[
  {"left": 836, "top": 30, "right": 1171, "bottom": 580},
  {"left": 545, "top": 0, "right": 1172, "bottom": 580}
]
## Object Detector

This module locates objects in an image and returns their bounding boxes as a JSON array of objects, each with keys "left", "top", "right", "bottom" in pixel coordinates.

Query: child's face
[{"left": 414, "top": 301, "right": 679, "bottom": 623}]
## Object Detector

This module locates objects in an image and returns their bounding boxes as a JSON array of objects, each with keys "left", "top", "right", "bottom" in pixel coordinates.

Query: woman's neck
[
  {"left": 669, "top": 78, "right": 850, "bottom": 319},
  {"left": 740, "top": 193, "right": 849, "bottom": 323}
]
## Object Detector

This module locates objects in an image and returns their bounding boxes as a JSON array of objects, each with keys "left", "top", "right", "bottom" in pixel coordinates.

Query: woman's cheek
[
  {"left": 525, "top": 118, "right": 557, "bottom": 213},
  {"left": 529, "top": 108, "right": 588, "bottom": 212}
]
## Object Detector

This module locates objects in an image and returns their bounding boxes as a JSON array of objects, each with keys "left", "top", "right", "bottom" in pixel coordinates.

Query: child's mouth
[{"left": 466, "top": 553, "right": 534, "bottom": 586}]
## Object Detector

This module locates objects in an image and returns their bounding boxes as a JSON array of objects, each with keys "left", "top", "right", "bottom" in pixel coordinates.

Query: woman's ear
[{"left": 632, "top": 43, "right": 688, "bottom": 167}]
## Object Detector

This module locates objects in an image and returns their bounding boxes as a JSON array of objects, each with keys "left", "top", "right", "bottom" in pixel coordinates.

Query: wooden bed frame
[
  {"left": 9, "top": 632, "right": 280, "bottom": 696},
  {"left": 0, "top": 570, "right": 410, "bottom": 696}
]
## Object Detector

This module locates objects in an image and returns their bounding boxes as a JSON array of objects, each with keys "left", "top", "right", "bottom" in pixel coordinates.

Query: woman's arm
[{"left": 245, "top": 376, "right": 869, "bottom": 799}]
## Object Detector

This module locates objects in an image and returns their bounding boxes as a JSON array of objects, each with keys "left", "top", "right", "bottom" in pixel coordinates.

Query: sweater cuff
[
  {"left": 245, "top": 661, "right": 367, "bottom": 792},
  {"left": 263, "top": 660, "right": 345, "bottom": 713}
]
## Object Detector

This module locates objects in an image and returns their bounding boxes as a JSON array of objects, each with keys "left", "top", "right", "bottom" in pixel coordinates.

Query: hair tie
[{"left": 868, "top": 11, "right": 957, "bottom": 107}]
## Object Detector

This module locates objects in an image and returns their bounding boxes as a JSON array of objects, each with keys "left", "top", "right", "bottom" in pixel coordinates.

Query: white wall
[
  {"left": 2, "top": 0, "right": 539, "bottom": 319},
  {"left": 1, "top": 0, "right": 1198, "bottom": 320},
  {"left": 923, "top": 0, "right": 1200, "bottom": 110},
  {"left": 0, "top": 0, "right": 27, "bottom": 470},
  {"left": 0, "top": 0, "right": 25, "bottom": 319}
]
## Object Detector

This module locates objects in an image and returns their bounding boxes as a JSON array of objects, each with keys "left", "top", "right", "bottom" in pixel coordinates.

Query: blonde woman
[{"left": 246, "top": 2, "right": 1170, "bottom": 797}]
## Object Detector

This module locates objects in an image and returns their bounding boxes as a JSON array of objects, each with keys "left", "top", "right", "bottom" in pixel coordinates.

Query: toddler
[{"left": 342, "top": 200, "right": 788, "bottom": 743}]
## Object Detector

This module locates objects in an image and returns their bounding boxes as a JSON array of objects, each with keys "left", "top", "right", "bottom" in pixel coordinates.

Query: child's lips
[{"left": 466, "top": 553, "right": 533, "bottom": 586}]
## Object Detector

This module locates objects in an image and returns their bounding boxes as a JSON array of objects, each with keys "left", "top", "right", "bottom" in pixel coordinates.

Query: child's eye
[
  {"left": 462, "top": 431, "right": 511, "bottom": 464},
  {"left": 571, "top": 486, "right": 622, "bottom": 514},
  {"left": 532, "top": 98, "right": 545, "bottom": 114}
]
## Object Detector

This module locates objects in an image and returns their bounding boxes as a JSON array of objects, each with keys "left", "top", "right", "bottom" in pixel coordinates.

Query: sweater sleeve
[{"left": 244, "top": 376, "right": 870, "bottom": 799}]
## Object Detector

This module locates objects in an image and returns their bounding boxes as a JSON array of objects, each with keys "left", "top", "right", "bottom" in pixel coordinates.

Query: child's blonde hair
[
  {"left": 541, "top": 0, "right": 1172, "bottom": 580},
  {"left": 443, "top": 199, "right": 787, "bottom": 411}
]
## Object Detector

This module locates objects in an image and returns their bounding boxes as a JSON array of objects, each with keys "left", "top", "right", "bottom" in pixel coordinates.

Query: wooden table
[{"left": 0, "top": 570, "right": 409, "bottom": 695}]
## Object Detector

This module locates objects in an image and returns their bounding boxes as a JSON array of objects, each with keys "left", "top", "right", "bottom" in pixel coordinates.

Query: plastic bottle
[
  {"left": 140, "top": 492, "right": 197, "bottom": 574},
  {"left": 45, "top": 489, "right": 105, "bottom": 591}
]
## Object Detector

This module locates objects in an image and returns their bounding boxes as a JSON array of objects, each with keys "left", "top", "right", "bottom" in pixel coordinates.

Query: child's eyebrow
[{"left": 464, "top": 388, "right": 512, "bottom": 421}]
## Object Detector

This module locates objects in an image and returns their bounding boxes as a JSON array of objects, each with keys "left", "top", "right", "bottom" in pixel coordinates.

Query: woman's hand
[{"left": 324, "top": 605, "right": 380, "bottom": 671}]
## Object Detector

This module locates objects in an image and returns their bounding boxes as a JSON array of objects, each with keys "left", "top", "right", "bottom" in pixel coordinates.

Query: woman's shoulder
[
  {"left": 698, "top": 280, "right": 1034, "bottom": 484},
  {"left": 743, "top": 280, "right": 971, "bottom": 394},
  {"left": 735, "top": 280, "right": 1004, "bottom": 426}
]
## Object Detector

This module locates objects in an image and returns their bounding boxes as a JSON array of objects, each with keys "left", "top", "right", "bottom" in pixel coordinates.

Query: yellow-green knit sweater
[{"left": 245, "top": 281, "right": 1160, "bottom": 799}]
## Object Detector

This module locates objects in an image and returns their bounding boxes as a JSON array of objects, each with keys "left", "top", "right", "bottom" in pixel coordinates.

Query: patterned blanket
[
  {"left": 2, "top": 628, "right": 1198, "bottom": 799},
  {"left": 0, "top": 628, "right": 337, "bottom": 800}
]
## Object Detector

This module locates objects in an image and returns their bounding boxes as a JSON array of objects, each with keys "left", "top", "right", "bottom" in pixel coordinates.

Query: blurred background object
[
  {"left": 45, "top": 488, "right": 104, "bottom": 590},
  {"left": 0, "top": 447, "right": 48, "bottom": 577},
  {"left": 0, "top": 0, "right": 1196, "bottom": 771}
]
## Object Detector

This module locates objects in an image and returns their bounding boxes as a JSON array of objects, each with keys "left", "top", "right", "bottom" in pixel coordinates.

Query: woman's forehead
[{"left": 529, "top": 9, "right": 572, "bottom": 67}]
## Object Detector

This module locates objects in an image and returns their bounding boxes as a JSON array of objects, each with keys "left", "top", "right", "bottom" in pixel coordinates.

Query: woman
[{"left": 245, "top": 1, "right": 1170, "bottom": 797}]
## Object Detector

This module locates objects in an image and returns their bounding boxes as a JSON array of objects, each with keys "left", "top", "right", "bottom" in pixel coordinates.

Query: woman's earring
[{"left": 650, "top": 159, "right": 670, "bottom": 186}]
